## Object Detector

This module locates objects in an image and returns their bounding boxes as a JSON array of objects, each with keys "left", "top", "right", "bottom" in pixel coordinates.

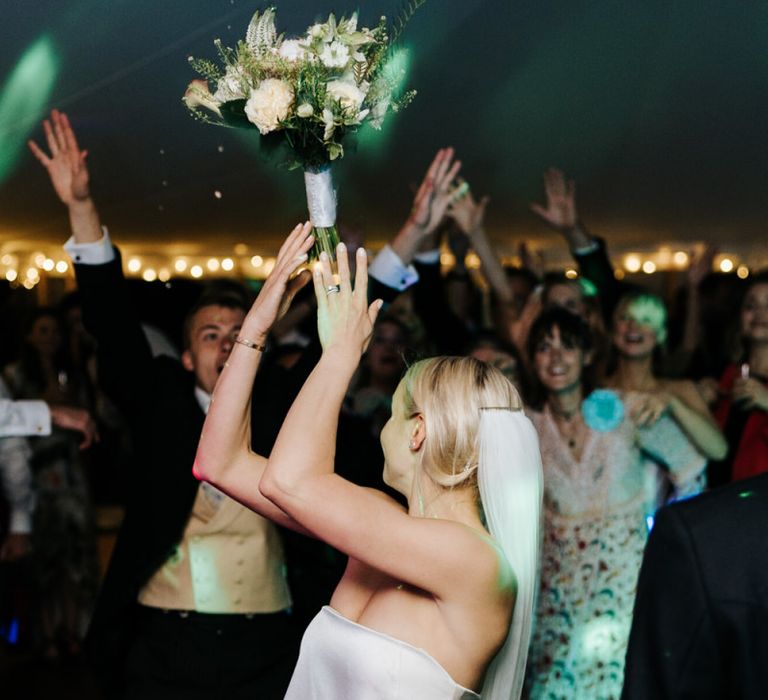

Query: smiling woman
[{"left": 524, "top": 307, "right": 708, "bottom": 697}]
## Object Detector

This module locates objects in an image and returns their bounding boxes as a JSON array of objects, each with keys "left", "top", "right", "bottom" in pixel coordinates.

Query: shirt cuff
[
  {"left": 8, "top": 508, "right": 32, "bottom": 535},
  {"left": 414, "top": 249, "right": 441, "bottom": 265},
  {"left": 0, "top": 400, "right": 51, "bottom": 438},
  {"left": 369, "top": 244, "right": 419, "bottom": 292},
  {"left": 64, "top": 226, "right": 116, "bottom": 264}
]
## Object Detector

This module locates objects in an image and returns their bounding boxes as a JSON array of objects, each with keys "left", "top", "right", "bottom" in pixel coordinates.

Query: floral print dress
[{"left": 526, "top": 403, "right": 705, "bottom": 700}]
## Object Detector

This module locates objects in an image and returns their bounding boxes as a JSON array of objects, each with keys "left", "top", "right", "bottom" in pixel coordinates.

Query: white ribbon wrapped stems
[{"left": 304, "top": 167, "right": 337, "bottom": 228}]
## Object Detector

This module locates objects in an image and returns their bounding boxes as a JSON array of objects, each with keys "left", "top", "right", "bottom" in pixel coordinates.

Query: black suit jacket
[
  {"left": 76, "top": 254, "right": 212, "bottom": 681},
  {"left": 622, "top": 474, "right": 768, "bottom": 699}
]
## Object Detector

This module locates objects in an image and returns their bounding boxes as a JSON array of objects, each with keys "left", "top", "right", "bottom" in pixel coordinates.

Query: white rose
[
  {"left": 278, "top": 39, "right": 307, "bottom": 63},
  {"left": 183, "top": 80, "right": 221, "bottom": 116},
  {"left": 297, "top": 103, "right": 314, "bottom": 118},
  {"left": 213, "top": 65, "right": 248, "bottom": 103},
  {"left": 244, "top": 79, "right": 295, "bottom": 135},
  {"left": 319, "top": 40, "right": 350, "bottom": 69},
  {"left": 326, "top": 79, "right": 367, "bottom": 114}
]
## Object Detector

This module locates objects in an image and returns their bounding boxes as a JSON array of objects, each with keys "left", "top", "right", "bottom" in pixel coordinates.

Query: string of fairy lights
[{"left": 0, "top": 244, "right": 757, "bottom": 293}]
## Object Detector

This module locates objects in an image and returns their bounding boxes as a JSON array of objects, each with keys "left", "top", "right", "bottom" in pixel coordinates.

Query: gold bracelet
[{"left": 234, "top": 336, "right": 267, "bottom": 352}]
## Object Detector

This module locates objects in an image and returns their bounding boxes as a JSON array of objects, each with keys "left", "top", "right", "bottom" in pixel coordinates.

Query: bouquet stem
[
  {"left": 304, "top": 165, "right": 339, "bottom": 264},
  {"left": 311, "top": 225, "right": 340, "bottom": 263}
]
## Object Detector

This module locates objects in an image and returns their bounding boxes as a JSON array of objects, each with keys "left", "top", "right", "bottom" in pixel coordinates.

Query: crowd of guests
[{"left": 0, "top": 109, "right": 766, "bottom": 698}]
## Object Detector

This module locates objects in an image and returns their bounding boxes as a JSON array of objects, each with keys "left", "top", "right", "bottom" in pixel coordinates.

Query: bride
[{"left": 194, "top": 222, "right": 542, "bottom": 699}]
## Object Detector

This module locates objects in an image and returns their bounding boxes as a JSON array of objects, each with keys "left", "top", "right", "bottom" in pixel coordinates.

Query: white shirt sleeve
[
  {"left": 63, "top": 226, "right": 116, "bottom": 265},
  {"left": 0, "top": 376, "right": 51, "bottom": 438},
  {"left": 0, "top": 400, "right": 51, "bottom": 438},
  {"left": 368, "top": 244, "right": 420, "bottom": 292}
]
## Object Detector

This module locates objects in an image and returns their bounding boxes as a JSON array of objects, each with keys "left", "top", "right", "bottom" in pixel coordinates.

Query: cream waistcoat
[{"left": 139, "top": 483, "right": 291, "bottom": 613}]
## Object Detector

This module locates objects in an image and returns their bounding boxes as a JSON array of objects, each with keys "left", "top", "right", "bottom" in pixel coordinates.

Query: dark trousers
[{"left": 123, "top": 607, "right": 300, "bottom": 700}]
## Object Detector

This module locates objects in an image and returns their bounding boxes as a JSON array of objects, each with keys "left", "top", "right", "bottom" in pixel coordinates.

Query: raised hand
[
  {"left": 519, "top": 241, "right": 545, "bottom": 279},
  {"left": 687, "top": 245, "right": 716, "bottom": 287},
  {"left": 449, "top": 188, "right": 489, "bottom": 238},
  {"left": 530, "top": 167, "right": 577, "bottom": 231},
  {"left": 408, "top": 148, "right": 463, "bottom": 236},
  {"left": 28, "top": 110, "right": 91, "bottom": 205},
  {"left": 245, "top": 222, "right": 314, "bottom": 340},
  {"left": 313, "top": 243, "right": 382, "bottom": 359}
]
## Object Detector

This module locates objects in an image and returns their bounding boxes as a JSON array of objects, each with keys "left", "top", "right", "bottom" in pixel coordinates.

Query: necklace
[{"left": 550, "top": 405, "right": 584, "bottom": 450}]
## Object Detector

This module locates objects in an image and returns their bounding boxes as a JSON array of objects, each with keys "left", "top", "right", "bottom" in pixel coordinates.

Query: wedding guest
[
  {"left": 622, "top": 472, "right": 768, "bottom": 699},
  {"left": 710, "top": 271, "right": 768, "bottom": 485},
  {"left": 524, "top": 308, "right": 707, "bottom": 698},
  {"left": 529, "top": 167, "right": 622, "bottom": 321},
  {"left": 3, "top": 308, "right": 98, "bottom": 660},
  {"left": 345, "top": 315, "right": 410, "bottom": 437},
  {"left": 605, "top": 292, "right": 727, "bottom": 473},
  {"left": 29, "top": 109, "right": 307, "bottom": 697},
  {"left": 195, "top": 234, "right": 543, "bottom": 699}
]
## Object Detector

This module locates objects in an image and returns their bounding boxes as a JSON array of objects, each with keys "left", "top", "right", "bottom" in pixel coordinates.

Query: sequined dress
[{"left": 526, "top": 405, "right": 706, "bottom": 699}]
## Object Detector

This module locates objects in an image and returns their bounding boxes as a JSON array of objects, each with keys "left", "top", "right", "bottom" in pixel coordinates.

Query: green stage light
[
  {"left": 358, "top": 46, "right": 413, "bottom": 158},
  {"left": 0, "top": 35, "right": 59, "bottom": 185}
]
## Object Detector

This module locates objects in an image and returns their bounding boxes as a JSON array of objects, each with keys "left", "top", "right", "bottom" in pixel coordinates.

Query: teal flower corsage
[{"left": 581, "top": 389, "right": 625, "bottom": 432}]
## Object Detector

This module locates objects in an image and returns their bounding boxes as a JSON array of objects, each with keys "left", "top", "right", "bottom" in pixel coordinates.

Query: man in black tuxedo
[{"left": 622, "top": 473, "right": 768, "bottom": 699}]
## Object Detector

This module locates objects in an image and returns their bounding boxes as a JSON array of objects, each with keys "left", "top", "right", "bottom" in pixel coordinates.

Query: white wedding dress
[{"left": 284, "top": 606, "right": 481, "bottom": 699}]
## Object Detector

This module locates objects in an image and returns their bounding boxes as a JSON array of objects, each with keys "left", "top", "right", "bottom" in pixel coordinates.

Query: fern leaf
[
  {"left": 390, "top": 0, "right": 427, "bottom": 45},
  {"left": 246, "top": 7, "right": 277, "bottom": 54}
]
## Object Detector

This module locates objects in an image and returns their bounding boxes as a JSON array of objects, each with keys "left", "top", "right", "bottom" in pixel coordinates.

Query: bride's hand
[
  {"left": 246, "top": 222, "right": 314, "bottom": 339},
  {"left": 313, "top": 242, "right": 382, "bottom": 360}
]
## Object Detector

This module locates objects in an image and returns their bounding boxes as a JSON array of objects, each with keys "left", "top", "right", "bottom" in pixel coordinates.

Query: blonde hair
[
  {"left": 402, "top": 356, "right": 523, "bottom": 491},
  {"left": 403, "top": 356, "right": 541, "bottom": 700}
]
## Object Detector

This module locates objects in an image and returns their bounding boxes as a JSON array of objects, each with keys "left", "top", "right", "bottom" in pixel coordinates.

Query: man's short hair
[{"left": 182, "top": 287, "right": 249, "bottom": 350}]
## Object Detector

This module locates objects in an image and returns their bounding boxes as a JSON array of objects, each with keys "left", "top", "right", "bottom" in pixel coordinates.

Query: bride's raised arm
[
  {"left": 258, "top": 244, "right": 506, "bottom": 600},
  {"left": 193, "top": 221, "right": 314, "bottom": 532}
]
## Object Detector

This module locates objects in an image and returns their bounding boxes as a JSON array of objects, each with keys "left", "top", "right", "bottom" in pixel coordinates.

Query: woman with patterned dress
[
  {"left": 3, "top": 308, "right": 98, "bottom": 659},
  {"left": 524, "top": 309, "right": 706, "bottom": 699}
]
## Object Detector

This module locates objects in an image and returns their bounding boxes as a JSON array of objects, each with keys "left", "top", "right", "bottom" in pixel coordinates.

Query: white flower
[
  {"left": 278, "top": 39, "right": 307, "bottom": 63},
  {"left": 214, "top": 64, "right": 248, "bottom": 103},
  {"left": 339, "top": 13, "right": 358, "bottom": 34},
  {"left": 322, "top": 108, "right": 336, "bottom": 142},
  {"left": 319, "top": 41, "right": 350, "bottom": 69},
  {"left": 297, "top": 103, "right": 314, "bottom": 118},
  {"left": 183, "top": 80, "right": 221, "bottom": 116},
  {"left": 327, "top": 79, "right": 368, "bottom": 112},
  {"left": 308, "top": 23, "right": 327, "bottom": 40},
  {"left": 244, "top": 79, "right": 295, "bottom": 135}
]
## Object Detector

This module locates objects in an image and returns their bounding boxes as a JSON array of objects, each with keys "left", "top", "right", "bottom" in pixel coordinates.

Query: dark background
[{"left": 1, "top": 0, "right": 767, "bottom": 263}]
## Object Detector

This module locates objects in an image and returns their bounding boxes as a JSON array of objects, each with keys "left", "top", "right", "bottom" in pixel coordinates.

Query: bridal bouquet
[{"left": 184, "top": 4, "right": 424, "bottom": 260}]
